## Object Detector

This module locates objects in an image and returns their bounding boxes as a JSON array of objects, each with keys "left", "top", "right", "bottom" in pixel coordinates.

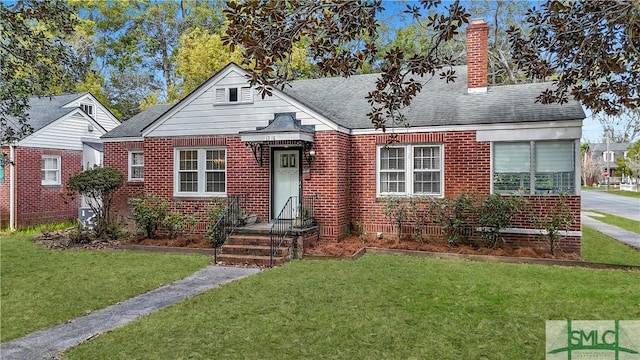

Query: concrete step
[
  {"left": 216, "top": 254, "right": 286, "bottom": 267},
  {"left": 226, "top": 234, "right": 292, "bottom": 247},
  {"left": 221, "top": 244, "right": 289, "bottom": 257}
]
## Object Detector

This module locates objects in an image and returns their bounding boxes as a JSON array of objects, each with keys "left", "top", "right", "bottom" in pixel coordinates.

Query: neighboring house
[
  {"left": 583, "top": 142, "right": 631, "bottom": 185},
  {"left": 103, "top": 19, "right": 585, "bottom": 253},
  {"left": 0, "top": 93, "right": 120, "bottom": 229}
]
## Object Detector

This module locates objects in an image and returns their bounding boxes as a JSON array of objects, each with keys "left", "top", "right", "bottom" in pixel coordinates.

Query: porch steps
[{"left": 216, "top": 234, "right": 293, "bottom": 267}]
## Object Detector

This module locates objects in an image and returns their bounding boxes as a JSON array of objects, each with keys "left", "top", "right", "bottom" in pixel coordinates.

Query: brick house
[
  {"left": 1, "top": 93, "right": 120, "bottom": 229},
  {"left": 102, "top": 19, "right": 585, "bottom": 254}
]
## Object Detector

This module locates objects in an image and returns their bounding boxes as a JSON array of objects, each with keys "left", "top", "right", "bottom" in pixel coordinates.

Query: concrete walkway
[
  {"left": 0, "top": 265, "right": 260, "bottom": 360},
  {"left": 582, "top": 214, "right": 640, "bottom": 249}
]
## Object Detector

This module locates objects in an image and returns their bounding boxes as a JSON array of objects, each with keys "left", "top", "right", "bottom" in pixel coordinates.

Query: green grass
[
  {"left": 581, "top": 226, "right": 640, "bottom": 265},
  {"left": 66, "top": 254, "right": 640, "bottom": 359},
  {"left": 582, "top": 186, "right": 640, "bottom": 198},
  {"left": 0, "top": 234, "right": 210, "bottom": 342},
  {"left": 584, "top": 210, "right": 640, "bottom": 234}
]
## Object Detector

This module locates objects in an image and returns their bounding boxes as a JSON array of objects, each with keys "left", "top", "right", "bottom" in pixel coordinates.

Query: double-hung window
[
  {"left": 175, "top": 148, "right": 226, "bottom": 196},
  {"left": 128, "top": 151, "right": 144, "bottom": 181},
  {"left": 42, "top": 155, "right": 61, "bottom": 185},
  {"left": 377, "top": 144, "right": 443, "bottom": 197},
  {"left": 493, "top": 140, "right": 575, "bottom": 195}
]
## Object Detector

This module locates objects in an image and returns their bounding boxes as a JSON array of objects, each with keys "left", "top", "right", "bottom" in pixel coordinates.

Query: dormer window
[
  {"left": 215, "top": 87, "right": 253, "bottom": 104},
  {"left": 81, "top": 103, "right": 94, "bottom": 119}
]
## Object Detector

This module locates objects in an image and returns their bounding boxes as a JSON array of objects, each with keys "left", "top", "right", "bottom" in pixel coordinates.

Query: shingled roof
[
  {"left": 5, "top": 93, "right": 87, "bottom": 136},
  {"left": 284, "top": 66, "right": 585, "bottom": 130},
  {"left": 102, "top": 104, "right": 174, "bottom": 139}
]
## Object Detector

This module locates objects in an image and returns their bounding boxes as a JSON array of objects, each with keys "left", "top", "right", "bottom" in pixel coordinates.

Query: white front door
[{"left": 272, "top": 149, "right": 301, "bottom": 218}]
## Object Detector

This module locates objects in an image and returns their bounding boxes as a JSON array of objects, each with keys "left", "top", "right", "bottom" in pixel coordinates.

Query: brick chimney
[{"left": 466, "top": 19, "right": 489, "bottom": 93}]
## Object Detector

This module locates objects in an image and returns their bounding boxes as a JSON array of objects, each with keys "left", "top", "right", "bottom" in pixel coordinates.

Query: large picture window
[
  {"left": 175, "top": 148, "right": 226, "bottom": 196},
  {"left": 493, "top": 140, "right": 575, "bottom": 195},
  {"left": 42, "top": 155, "right": 61, "bottom": 185},
  {"left": 377, "top": 144, "right": 443, "bottom": 197}
]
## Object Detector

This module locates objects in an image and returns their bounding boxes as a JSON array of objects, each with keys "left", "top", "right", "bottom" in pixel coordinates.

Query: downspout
[{"left": 9, "top": 144, "right": 15, "bottom": 231}]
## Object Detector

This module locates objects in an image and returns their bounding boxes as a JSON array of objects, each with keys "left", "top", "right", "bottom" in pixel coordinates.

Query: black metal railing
[
  {"left": 269, "top": 195, "right": 317, "bottom": 267},
  {"left": 210, "top": 195, "right": 244, "bottom": 263}
]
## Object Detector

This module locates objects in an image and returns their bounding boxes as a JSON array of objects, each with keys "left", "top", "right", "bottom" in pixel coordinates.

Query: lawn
[
  {"left": 65, "top": 254, "right": 640, "bottom": 360},
  {"left": 581, "top": 226, "right": 640, "bottom": 265},
  {"left": 0, "top": 234, "right": 210, "bottom": 342},
  {"left": 582, "top": 186, "right": 640, "bottom": 199},
  {"left": 584, "top": 210, "right": 640, "bottom": 234}
]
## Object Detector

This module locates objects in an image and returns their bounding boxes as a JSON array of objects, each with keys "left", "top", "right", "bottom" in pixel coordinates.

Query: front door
[{"left": 272, "top": 149, "right": 301, "bottom": 219}]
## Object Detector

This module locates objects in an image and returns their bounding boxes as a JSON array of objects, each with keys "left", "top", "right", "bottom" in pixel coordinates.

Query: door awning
[
  {"left": 239, "top": 112, "right": 315, "bottom": 143},
  {"left": 240, "top": 113, "right": 315, "bottom": 166}
]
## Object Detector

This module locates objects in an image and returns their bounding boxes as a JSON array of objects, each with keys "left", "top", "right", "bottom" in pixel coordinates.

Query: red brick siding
[
  {"left": 0, "top": 147, "right": 10, "bottom": 228},
  {"left": 103, "top": 141, "right": 145, "bottom": 226},
  {"left": 9, "top": 147, "right": 81, "bottom": 227}
]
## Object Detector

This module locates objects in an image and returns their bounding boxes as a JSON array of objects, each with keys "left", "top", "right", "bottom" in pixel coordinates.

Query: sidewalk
[
  {"left": 0, "top": 265, "right": 260, "bottom": 360},
  {"left": 582, "top": 213, "right": 640, "bottom": 249}
]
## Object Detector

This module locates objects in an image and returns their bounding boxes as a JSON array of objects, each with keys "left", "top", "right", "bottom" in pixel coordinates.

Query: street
[{"left": 581, "top": 189, "right": 640, "bottom": 221}]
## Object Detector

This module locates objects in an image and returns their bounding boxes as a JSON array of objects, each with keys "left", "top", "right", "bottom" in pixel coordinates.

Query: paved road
[{"left": 581, "top": 189, "right": 640, "bottom": 221}]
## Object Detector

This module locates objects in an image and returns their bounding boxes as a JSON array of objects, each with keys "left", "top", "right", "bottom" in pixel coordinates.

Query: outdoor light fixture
[{"left": 304, "top": 143, "right": 315, "bottom": 166}]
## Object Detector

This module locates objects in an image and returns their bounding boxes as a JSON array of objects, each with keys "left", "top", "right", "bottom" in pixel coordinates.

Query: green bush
[
  {"left": 129, "top": 193, "right": 168, "bottom": 238},
  {"left": 206, "top": 198, "right": 227, "bottom": 246},
  {"left": 530, "top": 195, "right": 574, "bottom": 255},
  {"left": 425, "top": 193, "right": 476, "bottom": 246},
  {"left": 383, "top": 197, "right": 410, "bottom": 243},
  {"left": 163, "top": 212, "right": 196, "bottom": 239},
  {"left": 477, "top": 194, "right": 526, "bottom": 248}
]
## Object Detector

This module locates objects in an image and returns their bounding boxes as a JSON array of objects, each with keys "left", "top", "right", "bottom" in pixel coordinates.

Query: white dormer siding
[
  {"left": 63, "top": 94, "right": 120, "bottom": 132},
  {"left": 144, "top": 65, "right": 340, "bottom": 138},
  {"left": 19, "top": 111, "right": 106, "bottom": 150}
]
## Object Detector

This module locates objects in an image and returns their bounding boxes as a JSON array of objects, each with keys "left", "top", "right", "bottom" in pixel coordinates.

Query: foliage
[
  {"left": 477, "top": 194, "right": 526, "bottom": 248},
  {"left": 128, "top": 193, "right": 168, "bottom": 239},
  {"left": 1, "top": 0, "right": 84, "bottom": 143},
  {"left": 67, "top": 167, "right": 124, "bottom": 239},
  {"left": 224, "top": 0, "right": 470, "bottom": 133},
  {"left": 383, "top": 197, "right": 410, "bottom": 243},
  {"left": 162, "top": 212, "right": 197, "bottom": 239},
  {"left": 424, "top": 193, "right": 477, "bottom": 246},
  {"left": 205, "top": 198, "right": 227, "bottom": 246},
  {"left": 529, "top": 195, "right": 574, "bottom": 255},
  {"left": 508, "top": 0, "right": 639, "bottom": 115},
  {"left": 581, "top": 144, "right": 604, "bottom": 186},
  {"left": 620, "top": 141, "right": 640, "bottom": 180}
]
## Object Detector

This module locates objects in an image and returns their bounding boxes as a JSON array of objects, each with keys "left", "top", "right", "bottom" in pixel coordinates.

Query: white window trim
[
  {"left": 214, "top": 86, "right": 253, "bottom": 105},
  {"left": 42, "top": 155, "right": 61, "bottom": 186},
  {"left": 80, "top": 103, "right": 95, "bottom": 119},
  {"left": 376, "top": 144, "right": 444, "bottom": 198},
  {"left": 491, "top": 140, "right": 578, "bottom": 195},
  {"left": 173, "top": 147, "right": 227, "bottom": 197},
  {"left": 128, "top": 150, "right": 144, "bottom": 181}
]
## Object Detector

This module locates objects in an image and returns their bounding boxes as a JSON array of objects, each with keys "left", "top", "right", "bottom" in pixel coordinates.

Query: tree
[
  {"left": 223, "top": 0, "right": 471, "bottom": 133},
  {"left": 67, "top": 167, "right": 124, "bottom": 239},
  {"left": 508, "top": 0, "right": 639, "bottom": 115},
  {"left": 1, "top": 0, "right": 84, "bottom": 143},
  {"left": 595, "top": 108, "right": 640, "bottom": 143},
  {"left": 224, "top": 1, "right": 638, "bottom": 132},
  {"left": 621, "top": 141, "right": 640, "bottom": 182},
  {"left": 581, "top": 144, "right": 603, "bottom": 186}
]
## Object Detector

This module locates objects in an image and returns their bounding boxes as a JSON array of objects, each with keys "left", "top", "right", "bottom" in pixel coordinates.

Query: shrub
[
  {"left": 163, "top": 212, "right": 196, "bottom": 239},
  {"left": 530, "top": 195, "right": 574, "bottom": 255},
  {"left": 425, "top": 193, "right": 476, "bottom": 246},
  {"left": 206, "top": 198, "right": 227, "bottom": 246},
  {"left": 129, "top": 193, "right": 168, "bottom": 238},
  {"left": 383, "top": 197, "right": 410, "bottom": 243},
  {"left": 477, "top": 194, "right": 526, "bottom": 248},
  {"left": 67, "top": 167, "right": 124, "bottom": 239}
]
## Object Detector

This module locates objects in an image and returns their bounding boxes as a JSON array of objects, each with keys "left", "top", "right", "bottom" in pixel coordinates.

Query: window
[
  {"left": 377, "top": 144, "right": 443, "bottom": 197},
  {"left": 128, "top": 151, "right": 144, "bottom": 181},
  {"left": 602, "top": 151, "right": 615, "bottom": 163},
  {"left": 215, "top": 87, "right": 253, "bottom": 104},
  {"left": 42, "top": 156, "right": 61, "bottom": 185},
  {"left": 175, "top": 148, "right": 226, "bottom": 196},
  {"left": 80, "top": 103, "right": 94, "bottom": 118},
  {"left": 493, "top": 140, "right": 575, "bottom": 195}
]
